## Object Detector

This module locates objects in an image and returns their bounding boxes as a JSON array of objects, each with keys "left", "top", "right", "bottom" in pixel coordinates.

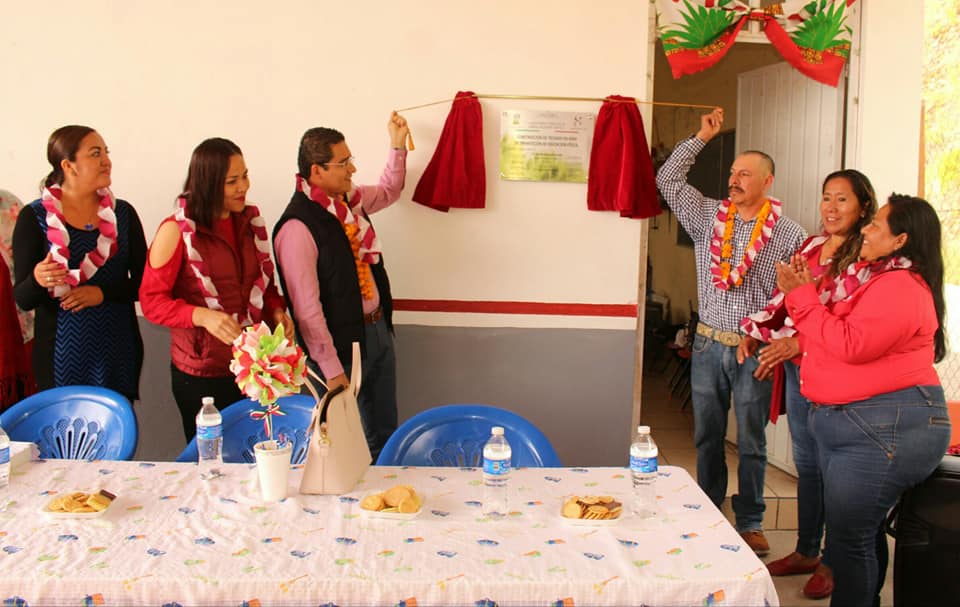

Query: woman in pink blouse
[{"left": 777, "top": 194, "right": 951, "bottom": 607}]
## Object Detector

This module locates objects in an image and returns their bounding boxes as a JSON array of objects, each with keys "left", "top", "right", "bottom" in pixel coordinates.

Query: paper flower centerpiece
[{"left": 230, "top": 322, "right": 307, "bottom": 440}]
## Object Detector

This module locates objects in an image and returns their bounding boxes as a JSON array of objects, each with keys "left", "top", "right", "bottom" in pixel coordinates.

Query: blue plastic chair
[
  {"left": 0, "top": 386, "right": 138, "bottom": 461},
  {"left": 176, "top": 394, "right": 316, "bottom": 464},
  {"left": 376, "top": 404, "right": 561, "bottom": 467}
]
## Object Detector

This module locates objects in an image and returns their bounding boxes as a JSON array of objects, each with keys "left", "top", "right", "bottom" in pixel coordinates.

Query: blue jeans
[
  {"left": 691, "top": 333, "right": 772, "bottom": 532},
  {"left": 811, "top": 385, "right": 951, "bottom": 607},
  {"left": 784, "top": 361, "right": 825, "bottom": 559}
]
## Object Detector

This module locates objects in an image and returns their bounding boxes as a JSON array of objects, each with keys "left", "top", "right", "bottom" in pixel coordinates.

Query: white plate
[
  {"left": 41, "top": 492, "right": 115, "bottom": 519},
  {"left": 359, "top": 493, "right": 424, "bottom": 520},
  {"left": 561, "top": 514, "right": 622, "bottom": 526}
]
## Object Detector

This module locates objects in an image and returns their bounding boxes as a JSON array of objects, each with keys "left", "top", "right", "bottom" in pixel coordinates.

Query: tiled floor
[
  {"left": 640, "top": 367, "right": 894, "bottom": 606},
  {"left": 640, "top": 365, "right": 799, "bottom": 531}
]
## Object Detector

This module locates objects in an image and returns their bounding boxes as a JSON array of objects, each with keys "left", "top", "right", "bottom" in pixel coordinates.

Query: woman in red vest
[{"left": 140, "top": 138, "right": 291, "bottom": 440}]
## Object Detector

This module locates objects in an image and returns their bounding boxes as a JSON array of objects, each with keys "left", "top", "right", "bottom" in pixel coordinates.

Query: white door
[{"left": 727, "top": 61, "right": 846, "bottom": 475}]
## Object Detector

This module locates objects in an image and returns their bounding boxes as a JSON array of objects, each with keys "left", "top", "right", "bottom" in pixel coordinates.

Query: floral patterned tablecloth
[{"left": 0, "top": 460, "right": 778, "bottom": 606}]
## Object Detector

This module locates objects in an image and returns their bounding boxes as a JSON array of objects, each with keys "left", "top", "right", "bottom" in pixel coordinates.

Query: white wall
[
  {"left": 0, "top": 0, "right": 651, "bottom": 330},
  {"left": 851, "top": 0, "right": 924, "bottom": 199}
]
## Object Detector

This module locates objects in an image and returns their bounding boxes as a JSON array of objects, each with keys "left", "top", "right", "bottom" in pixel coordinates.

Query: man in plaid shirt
[{"left": 656, "top": 109, "right": 806, "bottom": 555}]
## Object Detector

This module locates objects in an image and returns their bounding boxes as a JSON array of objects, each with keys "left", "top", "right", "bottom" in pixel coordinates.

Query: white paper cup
[{"left": 253, "top": 440, "right": 293, "bottom": 501}]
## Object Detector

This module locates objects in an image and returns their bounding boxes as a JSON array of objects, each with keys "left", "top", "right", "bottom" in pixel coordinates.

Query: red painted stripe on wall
[{"left": 392, "top": 299, "right": 638, "bottom": 318}]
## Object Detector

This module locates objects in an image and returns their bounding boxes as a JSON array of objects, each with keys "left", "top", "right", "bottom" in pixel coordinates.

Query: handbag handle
[
  {"left": 349, "top": 342, "right": 361, "bottom": 397},
  {"left": 318, "top": 384, "right": 347, "bottom": 425}
]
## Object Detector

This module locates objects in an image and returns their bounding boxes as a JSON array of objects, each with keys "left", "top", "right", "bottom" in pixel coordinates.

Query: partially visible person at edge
[
  {"left": 12, "top": 126, "right": 145, "bottom": 403},
  {"left": 656, "top": 108, "right": 806, "bottom": 555},
  {"left": 777, "top": 194, "right": 951, "bottom": 607},
  {"left": 0, "top": 189, "right": 35, "bottom": 410},
  {"left": 273, "top": 111, "right": 409, "bottom": 462},
  {"left": 139, "top": 138, "right": 292, "bottom": 441},
  {"left": 738, "top": 169, "right": 879, "bottom": 600}
]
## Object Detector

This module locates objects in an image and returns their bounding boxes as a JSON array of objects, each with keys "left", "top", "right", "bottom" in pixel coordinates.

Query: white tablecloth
[{"left": 0, "top": 460, "right": 778, "bottom": 606}]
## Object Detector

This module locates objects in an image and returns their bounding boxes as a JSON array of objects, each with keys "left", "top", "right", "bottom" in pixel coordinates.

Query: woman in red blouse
[
  {"left": 740, "top": 169, "right": 877, "bottom": 599},
  {"left": 140, "top": 139, "right": 291, "bottom": 440},
  {"left": 777, "top": 194, "right": 951, "bottom": 607}
]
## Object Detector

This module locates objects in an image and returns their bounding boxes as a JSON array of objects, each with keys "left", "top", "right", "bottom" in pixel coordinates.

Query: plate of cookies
[
  {"left": 42, "top": 490, "right": 117, "bottom": 518},
  {"left": 561, "top": 494, "right": 623, "bottom": 525},
  {"left": 360, "top": 484, "right": 423, "bottom": 519}
]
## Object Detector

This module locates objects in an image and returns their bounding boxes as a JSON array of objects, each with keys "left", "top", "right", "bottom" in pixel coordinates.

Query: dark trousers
[
  {"left": 170, "top": 363, "right": 243, "bottom": 442},
  {"left": 310, "top": 318, "right": 398, "bottom": 462}
]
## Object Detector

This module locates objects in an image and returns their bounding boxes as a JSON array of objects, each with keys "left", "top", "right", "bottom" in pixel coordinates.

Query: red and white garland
[
  {"left": 741, "top": 242, "right": 912, "bottom": 342},
  {"left": 295, "top": 174, "right": 381, "bottom": 264},
  {"left": 174, "top": 197, "right": 274, "bottom": 326},
  {"left": 740, "top": 235, "right": 828, "bottom": 341},
  {"left": 709, "top": 197, "right": 782, "bottom": 290},
  {"left": 41, "top": 184, "right": 118, "bottom": 298}
]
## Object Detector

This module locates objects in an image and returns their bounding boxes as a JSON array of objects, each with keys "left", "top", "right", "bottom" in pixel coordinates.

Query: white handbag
[{"left": 299, "top": 342, "right": 371, "bottom": 495}]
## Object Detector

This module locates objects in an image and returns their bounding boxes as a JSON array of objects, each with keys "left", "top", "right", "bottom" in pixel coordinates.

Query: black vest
[{"left": 273, "top": 191, "right": 393, "bottom": 370}]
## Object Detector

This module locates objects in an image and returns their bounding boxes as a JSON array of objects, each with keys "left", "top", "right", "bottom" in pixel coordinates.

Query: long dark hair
[
  {"left": 886, "top": 194, "right": 946, "bottom": 362},
  {"left": 43, "top": 125, "right": 95, "bottom": 189},
  {"left": 181, "top": 138, "right": 242, "bottom": 229},
  {"left": 823, "top": 169, "right": 878, "bottom": 277}
]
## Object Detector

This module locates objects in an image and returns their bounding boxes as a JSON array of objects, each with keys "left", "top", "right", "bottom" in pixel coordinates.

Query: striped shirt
[{"left": 656, "top": 136, "right": 807, "bottom": 332}]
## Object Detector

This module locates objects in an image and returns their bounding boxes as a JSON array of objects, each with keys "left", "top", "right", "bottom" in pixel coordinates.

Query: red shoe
[
  {"left": 802, "top": 568, "right": 834, "bottom": 600},
  {"left": 766, "top": 553, "right": 821, "bottom": 576}
]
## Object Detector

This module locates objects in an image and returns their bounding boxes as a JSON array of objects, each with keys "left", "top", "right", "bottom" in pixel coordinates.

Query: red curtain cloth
[
  {"left": 769, "top": 363, "right": 786, "bottom": 424},
  {"left": 0, "top": 255, "right": 33, "bottom": 410},
  {"left": 663, "top": 16, "right": 748, "bottom": 80},
  {"left": 763, "top": 16, "right": 847, "bottom": 87},
  {"left": 412, "top": 91, "right": 486, "bottom": 212},
  {"left": 587, "top": 95, "right": 661, "bottom": 219}
]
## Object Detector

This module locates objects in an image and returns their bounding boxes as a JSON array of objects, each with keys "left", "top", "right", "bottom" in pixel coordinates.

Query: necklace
[
  {"left": 295, "top": 174, "right": 381, "bottom": 299},
  {"left": 173, "top": 197, "right": 274, "bottom": 326},
  {"left": 40, "top": 184, "right": 118, "bottom": 297},
  {"left": 709, "top": 197, "right": 781, "bottom": 289}
]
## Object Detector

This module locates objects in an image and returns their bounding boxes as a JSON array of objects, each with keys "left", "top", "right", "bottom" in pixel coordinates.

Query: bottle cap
[
  {"left": 492, "top": 426, "right": 504, "bottom": 436},
  {"left": 638, "top": 425, "right": 650, "bottom": 434},
  {"left": 201, "top": 397, "right": 215, "bottom": 406}
]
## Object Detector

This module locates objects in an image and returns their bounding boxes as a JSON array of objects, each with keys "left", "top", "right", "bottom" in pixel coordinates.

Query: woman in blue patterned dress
[{"left": 12, "top": 126, "right": 146, "bottom": 402}]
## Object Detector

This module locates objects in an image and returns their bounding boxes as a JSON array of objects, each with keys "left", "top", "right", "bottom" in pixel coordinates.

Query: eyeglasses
[{"left": 323, "top": 156, "right": 355, "bottom": 168}]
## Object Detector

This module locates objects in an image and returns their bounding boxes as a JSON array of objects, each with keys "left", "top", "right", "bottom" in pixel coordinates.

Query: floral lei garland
[
  {"left": 41, "top": 184, "right": 118, "bottom": 298},
  {"left": 709, "top": 197, "right": 782, "bottom": 290},
  {"left": 295, "top": 175, "right": 380, "bottom": 300},
  {"left": 344, "top": 223, "right": 375, "bottom": 299},
  {"left": 174, "top": 197, "right": 274, "bottom": 325}
]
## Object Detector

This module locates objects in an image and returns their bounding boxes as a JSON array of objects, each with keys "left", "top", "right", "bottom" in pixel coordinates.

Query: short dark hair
[
  {"left": 885, "top": 193, "right": 946, "bottom": 362},
  {"left": 741, "top": 150, "right": 775, "bottom": 177},
  {"left": 44, "top": 125, "right": 96, "bottom": 189},
  {"left": 297, "top": 127, "right": 344, "bottom": 177},
  {"left": 181, "top": 137, "right": 243, "bottom": 229},
  {"left": 822, "top": 169, "right": 878, "bottom": 277}
]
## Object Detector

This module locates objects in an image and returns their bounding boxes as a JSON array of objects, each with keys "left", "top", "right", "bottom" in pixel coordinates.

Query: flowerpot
[{"left": 253, "top": 440, "right": 293, "bottom": 501}]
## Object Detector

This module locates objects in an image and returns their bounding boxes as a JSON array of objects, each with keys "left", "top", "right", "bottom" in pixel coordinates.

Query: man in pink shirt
[{"left": 273, "top": 113, "right": 409, "bottom": 460}]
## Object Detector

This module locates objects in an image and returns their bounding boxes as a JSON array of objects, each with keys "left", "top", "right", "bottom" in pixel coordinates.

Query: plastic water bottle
[
  {"left": 630, "top": 425, "right": 658, "bottom": 517},
  {"left": 196, "top": 397, "right": 223, "bottom": 479},
  {"left": 0, "top": 424, "right": 9, "bottom": 490},
  {"left": 482, "top": 426, "right": 512, "bottom": 517}
]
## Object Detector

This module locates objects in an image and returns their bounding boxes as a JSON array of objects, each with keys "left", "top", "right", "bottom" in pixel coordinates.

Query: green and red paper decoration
[
  {"left": 230, "top": 322, "right": 307, "bottom": 440},
  {"left": 657, "top": 0, "right": 858, "bottom": 87}
]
